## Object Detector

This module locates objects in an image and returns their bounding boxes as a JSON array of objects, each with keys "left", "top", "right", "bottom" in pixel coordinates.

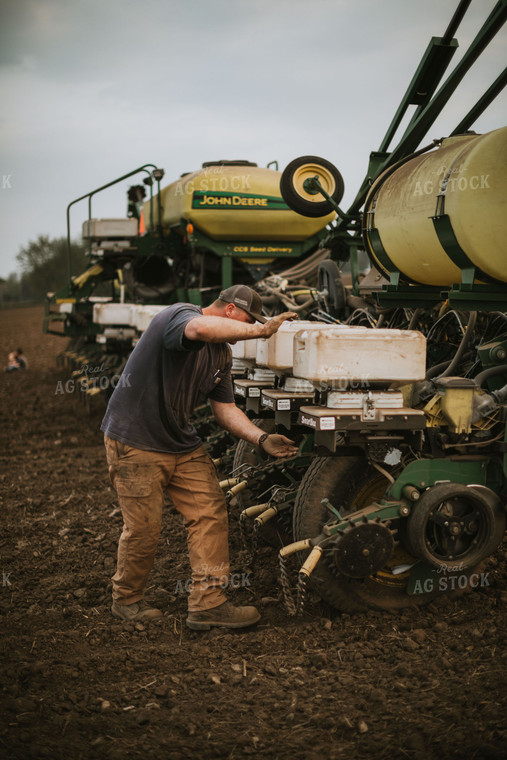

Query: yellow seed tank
[{"left": 143, "top": 161, "right": 335, "bottom": 241}]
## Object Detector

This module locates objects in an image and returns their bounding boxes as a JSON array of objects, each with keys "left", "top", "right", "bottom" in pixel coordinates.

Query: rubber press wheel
[
  {"left": 292, "top": 456, "right": 489, "bottom": 613},
  {"left": 280, "top": 155, "right": 344, "bottom": 217},
  {"left": 406, "top": 483, "right": 506, "bottom": 571}
]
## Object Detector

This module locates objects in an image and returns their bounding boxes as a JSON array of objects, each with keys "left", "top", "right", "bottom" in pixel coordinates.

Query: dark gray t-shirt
[{"left": 101, "top": 304, "right": 234, "bottom": 453}]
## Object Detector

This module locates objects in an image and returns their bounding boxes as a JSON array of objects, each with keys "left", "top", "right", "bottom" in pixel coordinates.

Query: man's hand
[
  {"left": 260, "top": 312, "right": 298, "bottom": 339},
  {"left": 260, "top": 433, "right": 299, "bottom": 458}
]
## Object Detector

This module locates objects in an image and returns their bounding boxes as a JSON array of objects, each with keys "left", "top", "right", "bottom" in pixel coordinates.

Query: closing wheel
[
  {"left": 280, "top": 156, "right": 344, "bottom": 218},
  {"left": 406, "top": 483, "right": 506, "bottom": 571},
  {"left": 292, "top": 456, "right": 490, "bottom": 613},
  {"left": 332, "top": 521, "right": 396, "bottom": 578}
]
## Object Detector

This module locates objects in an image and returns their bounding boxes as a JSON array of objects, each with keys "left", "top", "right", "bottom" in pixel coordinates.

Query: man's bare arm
[
  {"left": 210, "top": 401, "right": 299, "bottom": 458},
  {"left": 184, "top": 312, "right": 297, "bottom": 343}
]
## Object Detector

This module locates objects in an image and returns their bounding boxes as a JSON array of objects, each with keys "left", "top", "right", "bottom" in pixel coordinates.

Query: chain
[
  {"left": 279, "top": 553, "right": 310, "bottom": 616},
  {"left": 238, "top": 516, "right": 261, "bottom": 567},
  {"left": 251, "top": 521, "right": 260, "bottom": 561},
  {"left": 238, "top": 514, "right": 249, "bottom": 553},
  {"left": 296, "top": 572, "right": 310, "bottom": 615},
  {"left": 279, "top": 552, "right": 297, "bottom": 616}
]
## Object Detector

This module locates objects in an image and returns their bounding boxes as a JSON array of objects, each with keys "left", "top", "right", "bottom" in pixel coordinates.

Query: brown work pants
[{"left": 104, "top": 435, "right": 229, "bottom": 612}]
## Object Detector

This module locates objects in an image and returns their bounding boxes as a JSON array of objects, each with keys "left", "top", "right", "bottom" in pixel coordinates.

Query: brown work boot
[
  {"left": 111, "top": 600, "right": 163, "bottom": 621},
  {"left": 186, "top": 601, "right": 260, "bottom": 631}
]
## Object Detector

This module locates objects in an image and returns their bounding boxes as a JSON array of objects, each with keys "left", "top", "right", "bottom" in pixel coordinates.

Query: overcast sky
[{"left": 0, "top": 0, "right": 505, "bottom": 280}]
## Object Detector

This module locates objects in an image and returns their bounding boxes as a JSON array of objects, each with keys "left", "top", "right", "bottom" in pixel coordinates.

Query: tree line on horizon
[{"left": 0, "top": 236, "right": 88, "bottom": 304}]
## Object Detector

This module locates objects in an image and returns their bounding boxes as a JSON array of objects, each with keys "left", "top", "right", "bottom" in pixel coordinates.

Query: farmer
[{"left": 101, "top": 285, "right": 298, "bottom": 629}]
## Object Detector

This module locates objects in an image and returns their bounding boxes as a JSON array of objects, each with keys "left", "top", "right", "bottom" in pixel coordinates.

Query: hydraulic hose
[
  {"left": 426, "top": 311, "right": 477, "bottom": 380},
  {"left": 472, "top": 379, "right": 507, "bottom": 423},
  {"left": 260, "top": 283, "right": 315, "bottom": 313},
  {"left": 408, "top": 309, "right": 423, "bottom": 330},
  {"left": 492, "top": 382, "right": 507, "bottom": 404},
  {"left": 473, "top": 364, "right": 507, "bottom": 387},
  {"left": 426, "top": 359, "right": 453, "bottom": 380}
]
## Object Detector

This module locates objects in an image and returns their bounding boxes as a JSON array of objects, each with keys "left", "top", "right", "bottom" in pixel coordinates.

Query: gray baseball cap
[{"left": 218, "top": 285, "right": 267, "bottom": 323}]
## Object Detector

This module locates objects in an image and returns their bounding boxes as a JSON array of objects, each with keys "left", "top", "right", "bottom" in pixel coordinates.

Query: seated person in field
[{"left": 5, "top": 348, "right": 28, "bottom": 372}]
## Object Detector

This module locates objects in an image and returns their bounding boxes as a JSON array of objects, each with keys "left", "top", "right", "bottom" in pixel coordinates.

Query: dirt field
[{"left": 1, "top": 305, "right": 507, "bottom": 760}]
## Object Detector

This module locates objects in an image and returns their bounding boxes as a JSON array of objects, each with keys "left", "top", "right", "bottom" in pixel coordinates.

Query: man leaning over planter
[{"left": 101, "top": 285, "right": 298, "bottom": 630}]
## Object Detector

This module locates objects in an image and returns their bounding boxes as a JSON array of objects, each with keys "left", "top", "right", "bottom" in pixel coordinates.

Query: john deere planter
[{"left": 46, "top": 0, "right": 507, "bottom": 614}]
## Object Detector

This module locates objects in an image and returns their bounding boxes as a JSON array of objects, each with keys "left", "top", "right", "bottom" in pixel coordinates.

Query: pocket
[
  {"left": 200, "top": 369, "right": 224, "bottom": 397},
  {"left": 115, "top": 478, "right": 153, "bottom": 498},
  {"left": 104, "top": 436, "right": 128, "bottom": 462}
]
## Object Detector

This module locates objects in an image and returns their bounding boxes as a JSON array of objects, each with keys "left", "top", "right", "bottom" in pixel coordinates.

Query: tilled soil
[{"left": 1, "top": 306, "right": 507, "bottom": 760}]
